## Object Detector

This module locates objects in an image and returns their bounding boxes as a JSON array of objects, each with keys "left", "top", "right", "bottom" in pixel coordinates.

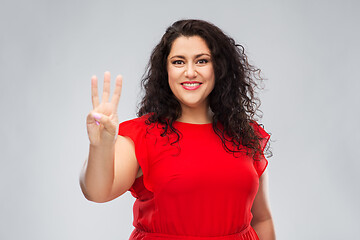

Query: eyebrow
[{"left": 169, "top": 53, "right": 211, "bottom": 60}]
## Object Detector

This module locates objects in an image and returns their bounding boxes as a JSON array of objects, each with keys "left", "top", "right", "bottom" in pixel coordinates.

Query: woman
[{"left": 80, "top": 19, "right": 275, "bottom": 240}]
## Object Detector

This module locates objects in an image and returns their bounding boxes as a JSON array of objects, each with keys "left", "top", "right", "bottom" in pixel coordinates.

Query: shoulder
[
  {"left": 119, "top": 114, "right": 151, "bottom": 128},
  {"left": 249, "top": 120, "right": 270, "bottom": 139},
  {"left": 118, "top": 113, "right": 164, "bottom": 136},
  {"left": 118, "top": 114, "right": 151, "bottom": 136}
]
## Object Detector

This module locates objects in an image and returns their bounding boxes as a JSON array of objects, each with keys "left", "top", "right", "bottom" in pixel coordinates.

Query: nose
[{"left": 184, "top": 64, "right": 197, "bottom": 79}]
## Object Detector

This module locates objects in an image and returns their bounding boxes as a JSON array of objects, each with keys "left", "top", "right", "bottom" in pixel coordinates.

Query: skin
[
  {"left": 167, "top": 36, "right": 215, "bottom": 124},
  {"left": 80, "top": 72, "right": 141, "bottom": 202},
  {"left": 251, "top": 171, "right": 276, "bottom": 239},
  {"left": 80, "top": 36, "right": 275, "bottom": 239}
]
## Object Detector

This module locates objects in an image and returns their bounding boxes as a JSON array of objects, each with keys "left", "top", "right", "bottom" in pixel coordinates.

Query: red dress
[{"left": 118, "top": 115, "right": 270, "bottom": 240}]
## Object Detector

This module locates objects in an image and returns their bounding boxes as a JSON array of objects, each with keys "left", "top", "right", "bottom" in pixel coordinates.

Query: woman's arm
[
  {"left": 250, "top": 170, "right": 276, "bottom": 240},
  {"left": 80, "top": 135, "right": 140, "bottom": 203},
  {"left": 79, "top": 72, "right": 139, "bottom": 203}
]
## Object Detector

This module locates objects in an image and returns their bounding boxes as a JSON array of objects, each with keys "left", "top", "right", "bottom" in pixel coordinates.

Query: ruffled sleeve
[
  {"left": 118, "top": 117, "right": 153, "bottom": 194},
  {"left": 250, "top": 121, "right": 270, "bottom": 177}
]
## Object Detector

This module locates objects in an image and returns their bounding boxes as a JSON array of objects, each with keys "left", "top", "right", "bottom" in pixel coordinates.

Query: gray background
[{"left": 1, "top": 0, "right": 359, "bottom": 239}]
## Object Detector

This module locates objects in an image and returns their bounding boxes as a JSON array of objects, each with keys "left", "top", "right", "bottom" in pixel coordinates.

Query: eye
[
  {"left": 172, "top": 60, "right": 184, "bottom": 65},
  {"left": 197, "top": 59, "right": 209, "bottom": 64}
]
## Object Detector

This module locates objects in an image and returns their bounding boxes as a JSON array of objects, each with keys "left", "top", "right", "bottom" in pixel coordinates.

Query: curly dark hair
[{"left": 138, "top": 19, "right": 271, "bottom": 159}]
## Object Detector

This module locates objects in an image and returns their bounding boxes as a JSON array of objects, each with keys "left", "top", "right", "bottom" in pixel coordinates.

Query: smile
[{"left": 181, "top": 82, "right": 202, "bottom": 90}]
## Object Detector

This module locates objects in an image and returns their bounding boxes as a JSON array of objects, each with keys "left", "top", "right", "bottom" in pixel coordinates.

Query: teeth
[{"left": 182, "top": 83, "right": 201, "bottom": 86}]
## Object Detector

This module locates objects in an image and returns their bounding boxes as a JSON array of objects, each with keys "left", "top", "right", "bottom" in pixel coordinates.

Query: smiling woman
[
  {"left": 167, "top": 36, "right": 215, "bottom": 121},
  {"left": 80, "top": 19, "right": 275, "bottom": 240}
]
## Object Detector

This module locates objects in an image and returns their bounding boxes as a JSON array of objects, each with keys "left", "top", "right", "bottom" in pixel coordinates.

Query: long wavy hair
[{"left": 138, "top": 19, "right": 271, "bottom": 159}]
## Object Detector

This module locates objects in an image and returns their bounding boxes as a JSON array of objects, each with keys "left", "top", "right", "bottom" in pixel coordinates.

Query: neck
[{"left": 177, "top": 103, "right": 213, "bottom": 124}]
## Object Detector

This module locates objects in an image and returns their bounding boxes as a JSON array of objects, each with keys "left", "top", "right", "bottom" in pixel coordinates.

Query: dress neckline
[{"left": 174, "top": 120, "right": 213, "bottom": 126}]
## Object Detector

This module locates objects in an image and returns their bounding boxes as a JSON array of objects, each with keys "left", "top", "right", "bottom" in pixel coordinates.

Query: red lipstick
[{"left": 181, "top": 81, "right": 202, "bottom": 90}]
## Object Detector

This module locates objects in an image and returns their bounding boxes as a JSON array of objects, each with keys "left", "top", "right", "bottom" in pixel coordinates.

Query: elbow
[
  {"left": 80, "top": 187, "right": 110, "bottom": 203},
  {"left": 251, "top": 215, "right": 273, "bottom": 227},
  {"left": 79, "top": 176, "right": 109, "bottom": 203},
  {"left": 84, "top": 195, "right": 109, "bottom": 203},
  {"left": 251, "top": 211, "right": 273, "bottom": 227}
]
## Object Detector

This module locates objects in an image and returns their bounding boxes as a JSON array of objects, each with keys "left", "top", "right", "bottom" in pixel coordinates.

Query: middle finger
[{"left": 101, "top": 71, "right": 111, "bottom": 103}]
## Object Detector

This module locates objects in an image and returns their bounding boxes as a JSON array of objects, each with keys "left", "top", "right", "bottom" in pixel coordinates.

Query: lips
[{"left": 181, "top": 81, "right": 202, "bottom": 90}]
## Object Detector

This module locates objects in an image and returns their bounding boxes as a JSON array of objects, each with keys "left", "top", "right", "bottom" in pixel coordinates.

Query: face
[{"left": 167, "top": 35, "right": 215, "bottom": 111}]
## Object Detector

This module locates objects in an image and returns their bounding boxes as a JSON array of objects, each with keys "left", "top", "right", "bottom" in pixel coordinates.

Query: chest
[{"left": 145, "top": 128, "right": 259, "bottom": 196}]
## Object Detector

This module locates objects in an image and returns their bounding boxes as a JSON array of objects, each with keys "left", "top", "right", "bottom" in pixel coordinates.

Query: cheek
[
  {"left": 206, "top": 69, "right": 215, "bottom": 89},
  {"left": 168, "top": 66, "right": 182, "bottom": 77},
  {"left": 168, "top": 67, "right": 184, "bottom": 89},
  {"left": 167, "top": 70, "right": 179, "bottom": 94},
  {"left": 168, "top": 71, "right": 176, "bottom": 86},
  {"left": 167, "top": 67, "right": 173, "bottom": 86},
  {"left": 167, "top": 67, "right": 175, "bottom": 81},
  {"left": 209, "top": 80, "right": 215, "bottom": 94}
]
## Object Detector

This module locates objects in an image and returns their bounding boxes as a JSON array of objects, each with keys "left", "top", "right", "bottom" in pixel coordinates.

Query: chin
[{"left": 180, "top": 101, "right": 207, "bottom": 109}]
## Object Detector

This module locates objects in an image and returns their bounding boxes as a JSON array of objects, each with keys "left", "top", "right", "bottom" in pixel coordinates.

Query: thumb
[
  {"left": 91, "top": 112, "right": 116, "bottom": 133},
  {"left": 86, "top": 111, "right": 102, "bottom": 126},
  {"left": 91, "top": 112, "right": 103, "bottom": 126}
]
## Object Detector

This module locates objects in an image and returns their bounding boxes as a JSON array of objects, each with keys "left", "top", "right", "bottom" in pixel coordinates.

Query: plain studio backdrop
[{"left": 1, "top": 0, "right": 359, "bottom": 239}]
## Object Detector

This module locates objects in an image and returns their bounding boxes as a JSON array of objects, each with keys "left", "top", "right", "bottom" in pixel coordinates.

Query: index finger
[
  {"left": 111, "top": 75, "right": 123, "bottom": 111},
  {"left": 91, "top": 75, "right": 100, "bottom": 108}
]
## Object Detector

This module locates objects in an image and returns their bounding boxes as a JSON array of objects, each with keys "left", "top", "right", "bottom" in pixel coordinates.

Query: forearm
[
  {"left": 80, "top": 143, "right": 115, "bottom": 202},
  {"left": 251, "top": 218, "right": 276, "bottom": 240}
]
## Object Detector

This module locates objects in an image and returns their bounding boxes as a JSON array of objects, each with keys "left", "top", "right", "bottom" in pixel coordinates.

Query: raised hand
[{"left": 86, "top": 71, "right": 123, "bottom": 146}]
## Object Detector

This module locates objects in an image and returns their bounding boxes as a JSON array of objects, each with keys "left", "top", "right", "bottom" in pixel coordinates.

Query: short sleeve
[
  {"left": 250, "top": 121, "right": 270, "bottom": 177},
  {"left": 118, "top": 117, "right": 153, "bottom": 194}
]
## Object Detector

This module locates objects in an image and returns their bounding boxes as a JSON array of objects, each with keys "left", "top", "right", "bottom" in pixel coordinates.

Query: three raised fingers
[{"left": 91, "top": 72, "right": 123, "bottom": 110}]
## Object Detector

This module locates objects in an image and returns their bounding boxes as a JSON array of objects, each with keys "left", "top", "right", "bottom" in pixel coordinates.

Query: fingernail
[
  {"left": 93, "top": 112, "right": 101, "bottom": 120},
  {"left": 95, "top": 120, "right": 100, "bottom": 126}
]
